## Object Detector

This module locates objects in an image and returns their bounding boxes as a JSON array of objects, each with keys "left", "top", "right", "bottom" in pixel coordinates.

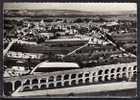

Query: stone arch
[
  {"left": 78, "top": 79, "right": 83, "bottom": 85},
  {"left": 84, "top": 72, "right": 90, "bottom": 77},
  {"left": 110, "top": 74, "right": 115, "bottom": 80},
  {"left": 105, "top": 69, "right": 109, "bottom": 74},
  {"left": 48, "top": 76, "right": 54, "bottom": 82},
  {"left": 78, "top": 73, "right": 83, "bottom": 78},
  {"left": 85, "top": 78, "right": 90, "bottom": 84},
  {"left": 71, "top": 74, "right": 76, "bottom": 79},
  {"left": 41, "top": 84, "right": 46, "bottom": 89},
  {"left": 111, "top": 68, "right": 115, "bottom": 73},
  {"left": 98, "top": 70, "right": 103, "bottom": 75},
  {"left": 32, "top": 79, "right": 38, "bottom": 84},
  {"left": 15, "top": 80, "right": 22, "bottom": 90},
  {"left": 4, "top": 82, "right": 12, "bottom": 96},
  {"left": 122, "top": 73, "right": 127, "bottom": 80},
  {"left": 40, "top": 78, "right": 46, "bottom": 83},
  {"left": 133, "top": 70, "right": 137, "bottom": 75},
  {"left": 116, "top": 74, "right": 122, "bottom": 81},
  {"left": 133, "top": 66, "right": 136, "bottom": 70},
  {"left": 71, "top": 80, "right": 76, "bottom": 86},
  {"left": 132, "top": 71, "right": 137, "bottom": 81},
  {"left": 64, "top": 74, "right": 69, "bottom": 80},
  {"left": 122, "top": 67, "right": 127, "bottom": 72},
  {"left": 64, "top": 81, "right": 69, "bottom": 87},
  {"left": 56, "top": 82, "right": 62, "bottom": 87},
  {"left": 116, "top": 74, "right": 120, "bottom": 79},
  {"left": 104, "top": 75, "right": 109, "bottom": 81},
  {"left": 98, "top": 76, "right": 103, "bottom": 82},
  {"left": 117, "top": 67, "right": 121, "bottom": 72},
  {"left": 49, "top": 83, "right": 54, "bottom": 88},
  {"left": 56, "top": 75, "right": 62, "bottom": 81}
]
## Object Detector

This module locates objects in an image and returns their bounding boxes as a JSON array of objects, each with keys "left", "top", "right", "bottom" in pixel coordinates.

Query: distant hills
[{"left": 4, "top": 9, "right": 137, "bottom": 17}]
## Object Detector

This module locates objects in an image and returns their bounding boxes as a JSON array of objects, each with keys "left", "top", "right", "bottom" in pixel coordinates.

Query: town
[{"left": 3, "top": 7, "right": 137, "bottom": 96}]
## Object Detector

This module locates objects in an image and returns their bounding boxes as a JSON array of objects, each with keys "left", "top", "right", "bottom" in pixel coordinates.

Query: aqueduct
[{"left": 4, "top": 62, "right": 137, "bottom": 95}]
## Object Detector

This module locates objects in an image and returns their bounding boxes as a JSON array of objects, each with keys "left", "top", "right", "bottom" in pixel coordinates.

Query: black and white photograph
[{"left": 3, "top": 3, "right": 137, "bottom": 97}]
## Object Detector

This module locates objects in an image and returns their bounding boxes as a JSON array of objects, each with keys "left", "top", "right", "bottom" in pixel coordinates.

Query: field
[{"left": 4, "top": 9, "right": 137, "bottom": 73}]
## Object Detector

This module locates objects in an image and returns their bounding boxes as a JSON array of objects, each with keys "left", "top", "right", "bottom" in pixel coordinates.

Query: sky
[{"left": 4, "top": 3, "right": 137, "bottom": 12}]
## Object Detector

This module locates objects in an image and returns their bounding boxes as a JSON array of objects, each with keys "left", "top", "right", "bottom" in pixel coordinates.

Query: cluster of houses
[{"left": 3, "top": 17, "right": 136, "bottom": 77}]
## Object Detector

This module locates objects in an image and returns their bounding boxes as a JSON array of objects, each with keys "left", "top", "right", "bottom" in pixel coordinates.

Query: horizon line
[{"left": 4, "top": 3, "right": 137, "bottom": 12}]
